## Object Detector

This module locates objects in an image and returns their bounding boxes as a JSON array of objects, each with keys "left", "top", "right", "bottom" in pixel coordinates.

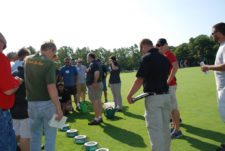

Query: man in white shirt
[{"left": 201, "top": 22, "right": 225, "bottom": 151}]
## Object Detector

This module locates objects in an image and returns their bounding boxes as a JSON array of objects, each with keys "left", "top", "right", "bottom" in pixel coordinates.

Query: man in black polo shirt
[
  {"left": 127, "top": 39, "right": 171, "bottom": 151},
  {"left": 86, "top": 53, "right": 103, "bottom": 125}
]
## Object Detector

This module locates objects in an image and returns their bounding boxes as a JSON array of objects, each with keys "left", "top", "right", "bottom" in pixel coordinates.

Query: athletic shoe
[
  {"left": 88, "top": 119, "right": 101, "bottom": 125},
  {"left": 171, "top": 130, "right": 183, "bottom": 139},
  {"left": 41, "top": 144, "right": 45, "bottom": 150}
]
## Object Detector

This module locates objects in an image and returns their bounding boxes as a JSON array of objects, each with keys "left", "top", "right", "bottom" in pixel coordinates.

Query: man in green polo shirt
[{"left": 24, "top": 41, "right": 63, "bottom": 151}]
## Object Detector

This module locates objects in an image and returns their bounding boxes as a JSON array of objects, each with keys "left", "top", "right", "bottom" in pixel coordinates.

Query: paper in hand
[{"left": 49, "top": 114, "right": 67, "bottom": 129}]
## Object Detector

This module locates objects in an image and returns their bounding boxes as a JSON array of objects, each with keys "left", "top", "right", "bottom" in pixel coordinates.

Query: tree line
[{"left": 26, "top": 34, "right": 219, "bottom": 70}]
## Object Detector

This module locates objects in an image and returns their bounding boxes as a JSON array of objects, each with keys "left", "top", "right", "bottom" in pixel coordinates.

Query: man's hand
[
  {"left": 127, "top": 95, "right": 134, "bottom": 104},
  {"left": 14, "top": 76, "right": 23, "bottom": 85},
  {"left": 55, "top": 107, "right": 63, "bottom": 121},
  {"left": 201, "top": 65, "right": 209, "bottom": 72}
]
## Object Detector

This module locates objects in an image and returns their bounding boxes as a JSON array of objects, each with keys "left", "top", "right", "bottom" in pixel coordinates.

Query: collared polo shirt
[
  {"left": 86, "top": 60, "right": 102, "bottom": 86},
  {"left": 136, "top": 48, "right": 170, "bottom": 93},
  {"left": 59, "top": 65, "right": 78, "bottom": 87}
]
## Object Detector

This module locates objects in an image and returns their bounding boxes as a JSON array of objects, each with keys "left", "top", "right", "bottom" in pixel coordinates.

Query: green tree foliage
[
  {"left": 174, "top": 35, "right": 218, "bottom": 66},
  {"left": 57, "top": 46, "right": 74, "bottom": 65},
  {"left": 72, "top": 47, "right": 90, "bottom": 65},
  {"left": 55, "top": 34, "right": 218, "bottom": 70}
]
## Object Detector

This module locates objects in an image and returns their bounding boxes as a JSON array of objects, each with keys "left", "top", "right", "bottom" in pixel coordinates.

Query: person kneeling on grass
[{"left": 57, "top": 82, "right": 73, "bottom": 115}]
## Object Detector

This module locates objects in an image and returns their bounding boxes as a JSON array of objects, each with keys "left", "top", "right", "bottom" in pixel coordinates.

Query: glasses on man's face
[{"left": 65, "top": 61, "right": 70, "bottom": 64}]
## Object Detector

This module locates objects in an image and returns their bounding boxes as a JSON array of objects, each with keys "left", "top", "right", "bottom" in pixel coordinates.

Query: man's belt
[
  {"left": 148, "top": 91, "right": 169, "bottom": 96},
  {"left": 132, "top": 91, "right": 168, "bottom": 103}
]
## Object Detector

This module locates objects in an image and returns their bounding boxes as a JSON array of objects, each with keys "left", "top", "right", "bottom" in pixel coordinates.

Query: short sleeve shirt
[
  {"left": 86, "top": 60, "right": 102, "bottom": 86},
  {"left": 24, "top": 53, "right": 56, "bottom": 101},
  {"left": 0, "top": 53, "right": 20, "bottom": 109},
  {"left": 164, "top": 50, "right": 177, "bottom": 86},
  {"left": 109, "top": 65, "right": 121, "bottom": 84},
  {"left": 136, "top": 48, "right": 170, "bottom": 93},
  {"left": 59, "top": 65, "right": 78, "bottom": 87},
  {"left": 76, "top": 65, "right": 86, "bottom": 84},
  {"left": 215, "top": 42, "right": 225, "bottom": 90}
]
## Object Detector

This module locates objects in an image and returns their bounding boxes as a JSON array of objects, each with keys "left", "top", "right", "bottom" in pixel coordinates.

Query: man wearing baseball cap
[
  {"left": 0, "top": 32, "right": 23, "bottom": 150},
  {"left": 156, "top": 38, "right": 182, "bottom": 139}
]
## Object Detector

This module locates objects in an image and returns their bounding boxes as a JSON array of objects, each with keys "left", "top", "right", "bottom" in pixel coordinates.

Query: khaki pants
[
  {"left": 110, "top": 83, "right": 122, "bottom": 109},
  {"left": 144, "top": 94, "right": 171, "bottom": 151}
]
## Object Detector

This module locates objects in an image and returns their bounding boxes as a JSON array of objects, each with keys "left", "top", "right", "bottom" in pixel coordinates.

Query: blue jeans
[
  {"left": 28, "top": 101, "right": 56, "bottom": 151},
  {"left": 0, "top": 109, "right": 17, "bottom": 151}
]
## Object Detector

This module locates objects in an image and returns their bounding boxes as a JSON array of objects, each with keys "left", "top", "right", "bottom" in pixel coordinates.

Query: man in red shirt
[
  {"left": 0, "top": 32, "right": 23, "bottom": 150},
  {"left": 157, "top": 38, "right": 183, "bottom": 139}
]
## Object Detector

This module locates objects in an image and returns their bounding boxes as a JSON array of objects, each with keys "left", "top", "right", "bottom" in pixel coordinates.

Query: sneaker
[
  {"left": 171, "top": 130, "right": 183, "bottom": 139},
  {"left": 41, "top": 144, "right": 45, "bottom": 150},
  {"left": 88, "top": 119, "right": 101, "bottom": 125}
]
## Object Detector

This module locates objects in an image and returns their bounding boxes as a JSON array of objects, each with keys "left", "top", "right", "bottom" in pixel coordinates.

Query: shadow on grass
[
  {"left": 182, "top": 123, "right": 225, "bottom": 143},
  {"left": 100, "top": 122, "right": 147, "bottom": 148},
  {"left": 180, "top": 135, "right": 219, "bottom": 151},
  {"left": 66, "top": 112, "right": 95, "bottom": 123},
  {"left": 122, "top": 106, "right": 145, "bottom": 121}
]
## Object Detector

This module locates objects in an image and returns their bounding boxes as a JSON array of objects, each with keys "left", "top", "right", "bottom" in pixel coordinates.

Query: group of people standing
[
  {"left": 0, "top": 32, "right": 123, "bottom": 151},
  {"left": 56, "top": 53, "right": 123, "bottom": 125},
  {"left": 1, "top": 22, "right": 225, "bottom": 151}
]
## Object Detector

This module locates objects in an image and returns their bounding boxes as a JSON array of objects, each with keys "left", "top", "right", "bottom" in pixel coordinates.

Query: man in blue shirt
[{"left": 59, "top": 57, "right": 79, "bottom": 111}]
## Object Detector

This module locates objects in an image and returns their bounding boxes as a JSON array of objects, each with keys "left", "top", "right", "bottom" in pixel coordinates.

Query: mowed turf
[{"left": 55, "top": 67, "right": 225, "bottom": 151}]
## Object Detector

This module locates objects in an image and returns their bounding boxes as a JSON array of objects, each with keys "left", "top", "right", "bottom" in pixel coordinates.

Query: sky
[{"left": 1, "top": 0, "right": 225, "bottom": 54}]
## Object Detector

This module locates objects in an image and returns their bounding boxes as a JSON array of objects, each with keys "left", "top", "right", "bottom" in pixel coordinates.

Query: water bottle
[{"left": 200, "top": 61, "right": 208, "bottom": 74}]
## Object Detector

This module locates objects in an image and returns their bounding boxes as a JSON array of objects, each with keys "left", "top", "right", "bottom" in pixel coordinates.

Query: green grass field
[{"left": 55, "top": 67, "right": 225, "bottom": 151}]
